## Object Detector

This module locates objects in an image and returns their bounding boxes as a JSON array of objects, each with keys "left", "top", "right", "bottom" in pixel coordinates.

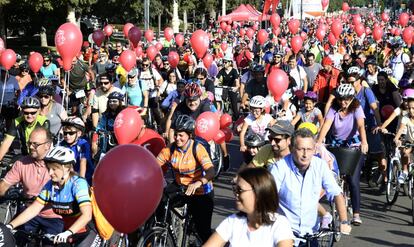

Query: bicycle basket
[{"left": 327, "top": 147, "right": 361, "bottom": 176}]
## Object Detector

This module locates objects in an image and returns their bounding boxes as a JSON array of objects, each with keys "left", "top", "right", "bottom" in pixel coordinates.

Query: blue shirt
[
  {"left": 355, "top": 87, "right": 377, "bottom": 128},
  {"left": 161, "top": 90, "right": 182, "bottom": 110},
  {"left": 40, "top": 63, "right": 58, "bottom": 78},
  {"left": 59, "top": 138, "right": 95, "bottom": 185},
  {"left": 270, "top": 154, "right": 342, "bottom": 236},
  {"left": 122, "top": 79, "right": 148, "bottom": 106},
  {"left": 18, "top": 82, "right": 38, "bottom": 106},
  {"left": 0, "top": 76, "right": 19, "bottom": 105}
]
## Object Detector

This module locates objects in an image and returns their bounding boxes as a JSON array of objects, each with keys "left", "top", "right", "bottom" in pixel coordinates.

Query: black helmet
[
  {"left": 174, "top": 115, "right": 195, "bottom": 133},
  {"left": 21, "top": 97, "right": 41, "bottom": 109},
  {"left": 19, "top": 61, "right": 29, "bottom": 70},
  {"left": 37, "top": 85, "right": 55, "bottom": 96},
  {"left": 364, "top": 56, "right": 377, "bottom": 67},
  {"left": 245, "top": 133, "right": 266, "bottom": 148},
  {"left": 108, "top": 91, "right": 124, "bottom": 101},
  {"left": 105, "top": 63, "right": 117, "bottom": 73}
]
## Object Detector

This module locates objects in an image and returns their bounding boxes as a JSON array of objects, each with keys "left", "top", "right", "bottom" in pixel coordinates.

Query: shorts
[{"left": 366, "top": 131, "right": 384, "bottom": 154}]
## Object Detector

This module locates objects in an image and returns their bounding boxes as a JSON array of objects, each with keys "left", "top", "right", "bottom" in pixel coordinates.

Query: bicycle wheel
[
  {"left": 318, "top": 232, "right": 334, "bottom": 247},
  {"left": 411, "top": 177, "right": 414, "bottom": 225},
  {"left": 330, "top": 200, "right": 341, "bottom": 243},
  {"left": 137, "top": 227, "right": 175, "bottom": 247},
  {"left": 182, "top": 230, "right": 202, "bottom": 247},
  {"left": 386, "top": 162, "right": 399, "bottom": 205},
  {"left": 211, "top": 143, "right": 223, "bottom": 178}
]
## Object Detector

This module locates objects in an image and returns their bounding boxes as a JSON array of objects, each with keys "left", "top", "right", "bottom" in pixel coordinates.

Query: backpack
[
  {"left": 90, "top": 187, "right": 114, "bottom": 240},
  {"left": 169, "top": 137, "right": 211, "bottom": 165}
]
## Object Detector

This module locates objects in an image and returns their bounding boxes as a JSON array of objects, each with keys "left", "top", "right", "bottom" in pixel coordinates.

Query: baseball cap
[
  {"left": 266, "top": 120, "right": 294, "bottom": 136},
  {"left": 128, "top": 68, "right": 138, "bottom": 77},
  {"left": 322, "top": 56, "right": 333, "bottom": 66}
]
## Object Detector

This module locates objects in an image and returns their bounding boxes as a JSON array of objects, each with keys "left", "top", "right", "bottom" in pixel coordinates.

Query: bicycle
[
  {"left": 214, "top": 85, "right": 235, "bottom": 116},
  {"left": 137, "top": 186, "right": 202, "bottom": 247},
  {"left": 295, "top": 229, "right": 336, "bottom": 247},
  {"left": 0, "top": 184, "right": 31, "bottom": 224},
  {"left": 210, "top": 141, "right": 224, "bottom": 178},
  {"left": 94, "top": 129, "right": 117, "bottom": 163}
]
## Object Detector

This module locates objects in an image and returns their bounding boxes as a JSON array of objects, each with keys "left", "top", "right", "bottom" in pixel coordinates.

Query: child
[
  {"left": 59, "top": 117, "right": 95, "bottom": 185},
  {"left": 291, "top": 91, "right": 324, "bottom": 128}
]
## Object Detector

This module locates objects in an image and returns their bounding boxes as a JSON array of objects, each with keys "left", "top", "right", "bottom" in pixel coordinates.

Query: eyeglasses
[
  {"left": 101, "top": 81, "right": 110, "bottom": 85},
  {"left": 39, "top": 95, "right": 51, "bottom": 99},
  {"left": 142, "top": 64, "right": 150, "bottom": 67},
  {"left": 232, "top": 184, "right": 254, "bottom": 197},
  {"left": 22, "top": 69, "right": 29, "bottom": 73},
  {"left": 63, "top": 131, "right": 77, "bottom": 136},
  {"left": 128, "top": 75, "right": 136, "bottom": 79},
  {"left": 23, "top": 111, "right": 38, "bottom": 116},
  {"left": 197, "top": 77, "right": 205, "bottom": 80},
  {"left": 108, "top": 99, "right": 120, "bottom": 104},
  {"left": 27, "top": 141, "right": 49, "bottom": 149}
]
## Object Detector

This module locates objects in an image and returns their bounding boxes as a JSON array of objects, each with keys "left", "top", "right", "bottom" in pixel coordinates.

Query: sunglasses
[
  {"left": 101, "top": 81, "right": 111, "bottom": 85},
  {"left": 63, "top": 131, "right": 77, "bottom": 136},
  {"left": 163, "top": 63, "right": 170, "bottom": 65},
  {"left": 128, "top": 75, "right": 136, "bottom": 79},
  {"left": 232, "top": 184, "right": 254, "bottom": 197},
  {"left": 224, "top": 61, "right": 232, "bottom": 64},
  {"left": 39, "top": 95, "right": 51, "bottom": 99},
  {"left": 142, "top": 64, "right": 150, "bottom": 67},
  {"left": 27, "top": 141, "right": 49, "bottom": 149},
  {"left": 268, "top": 136, "right": 286, "bottom": 143},
  {"left": 197, "top": 77, "right": 205, "bottom": 80},
  {"left": 44, "top": 60, "right": 50, "bottom": 62},
  {"left": 23, "top": 111, "right": 38, "bottom": 116}
]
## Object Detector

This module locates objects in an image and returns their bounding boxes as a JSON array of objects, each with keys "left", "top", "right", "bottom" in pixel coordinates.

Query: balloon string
[
  {"left": 0, "top": 69, "right": 6, "bottom": 114},
  {"left": 63, "top": 71, "right": 69, "bottom": 111}
]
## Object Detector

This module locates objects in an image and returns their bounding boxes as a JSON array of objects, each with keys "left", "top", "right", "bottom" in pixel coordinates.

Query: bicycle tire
[
  {"left": 182, "top": 229, "right": 202, "bottom": 247},
  {"left": 211, "top": 143, "right": 223, "bottom": 178},
  {"left": 411, "top": 177, "right": 414, "bottom": 225},
  {"left": 330, "top": 200, "right": 341, "bottom": 243},
  {"left": 137, "top": 227, "right": 175, "bottom": 247},
  {"left": 386, "top": 162, "right": 399, "bottom": 205},
  {"left": 317, "top": 232, "right": 335, "bottom": 247}
]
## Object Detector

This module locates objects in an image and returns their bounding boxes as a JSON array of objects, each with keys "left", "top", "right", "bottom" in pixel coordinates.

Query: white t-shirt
[
  {"left": 390, "top": 52, "right": 410, "bottom": 81},
  {"left": 401, "top": 115, "right": 414, "bottom": 142},
  {"left": 139, "top": 68, "right": 162, "bottom": 98},
  {"left": 289, "top": 66, "right": 307, "bottom": 91},
  {"left": 215, "top": 213, "right": 294, "bottom": 247},
  {"left": 244, "top": 113, "right": 274, "bottom": 137}
]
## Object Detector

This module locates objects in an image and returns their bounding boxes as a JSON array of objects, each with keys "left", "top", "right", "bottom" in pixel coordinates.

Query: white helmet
[
  {"left": 336, "top": 83, "right": 355, "bottom": 98},
  {"left": 347, "top": 66, "right": 362, "bottom": 76},
  {"left": 44, "top": 146, "right": 76, "bottom": 165},
  {"left": 249, "top": 95, "right": 266, "bottom": 108}
]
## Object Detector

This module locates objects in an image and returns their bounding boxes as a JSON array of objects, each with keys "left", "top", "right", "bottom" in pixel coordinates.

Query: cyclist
[
  {"left": 0, "top": 97, "right": 50, "bottom": 162},
  {"left": 244, "top": 133, "right": 266, "bottom": 160},
  {"left": 37, "top": 85, "right": 68, "bottom": 137},
  {"left": 0, "top": 127, "right": 63, "bottom": 246},
  {"left": 122, "top": 68, "right": 149, "bottom": 113},
  {"left": 157, "top": 115, "right": 215, "bottom": 243},
  {"left": 241, "top": 64, "right": 269, "bottom": 110},
  {"left": 59, "top": 117, "right": 94, "bottom": 186},
  {"left": 6, "top": 146, "right": 95, "bottom": 246},
  {"left": 217, "top": 54, "right": 240, "bottom": 120},
  {"left": 291, "top": 91, "right": 323, "bottom": 128},
  {"left": 40, "top": 55, "right": 59, "bottom": 79}
]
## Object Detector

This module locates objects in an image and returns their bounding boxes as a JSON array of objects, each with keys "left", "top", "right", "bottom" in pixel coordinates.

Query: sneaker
[
  {"left": 223, "top": 155, "right": 230, "bottom": 172},
  {"left": 352, "top": 216, "right": 362, "bottom": 226},
  {"left": 321, "top": 213, "right": 333, "bottom": 229},
  {"left": 398, "top": 172, "right": 408, "bottom": 184}
]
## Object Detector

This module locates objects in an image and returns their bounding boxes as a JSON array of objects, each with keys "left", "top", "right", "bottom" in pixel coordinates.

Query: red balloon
[
  {"left": 128, "top": 27, "right": 142, "bottom": 48},
  {"left": 202, "top": 53, "right": 213, "bottom": 69},
  {"left": 103, "top": 25, "right": 113, "bottom": 37},
  {"left": 331, "top": 20, "right": 343, "bottom": 39},
  {"left": 28, "top": 52, "right": 43, "bottom": 73},
  {"left": 316, "top": 28, "right": 326, "bottom": 42},
  {"left": 220, "top": 113, "right": 232, "bottom": 129},
  {"left": 119, "top": 50, "right": 137, "bottom": 72},
  {"left": 190, "top": 29, "right": 209, "bottom": 59},
  {"left": 395, "top": 28, "right": 401, "bottom": 36},
  {"left": 1, "top": 49, "right": 16, "bottom": 71},
  {"left": 288, "top": 19, "right": 300, "bottom": 34},
  {"left": 94, "top": 145, "right": 163, "bottom": 233},
  {"left": 373, "top": 27, "right": 383, "bottom": 41},
  {"left": 280, "top": 38, "right": 287, "bottom": 47},
  {"left": 131, "top": 128, "right": 166, "bottom": 156},
  {"left": 222, "top": 128, "right": 234, "bottom": 142},
  {"left": 246, "top": 28, "right": 255, "bottom": 39},
  {"left": 257, "top": 29, "right": 269, "bottom": 45},
  {"left": 300, "top": 31, "right": 307, "bottom": 41},
  {"left": 294, "top": 90, "right": 305, "bottom": 100},
  {"left": 155, "top": 42, "right": 163, "bottom": 51},
  {"left": 195, "top": 111, "right": 220, "bottom": 142},
  {"left": 355, "top": 24, "right": 365, "bottom": 37},
  {"left": 114, "top": 108, "right": 143, "bottom": 144},
  {"left": 365, "top": 27, "right": 371, "bottom": 35},
  {"left": 221, "top": 42, "right": 228, "bottom": 52},
  {"left": 220, "top": 22, "right": 228, "bottom": 31},
  {"left": 92, "top": 30, "right": 105, "bottom": 47},
  {"left": 270, "top": 13, "right": 281, "bottom": 28},
  {"left": 381, "top": 12, "right": 390, "bottom": 22},
  {"left": 54, "top": 23, "right": 83, "bottom": 71},
  {"left": 403, "top": 27, "right": 413, "bottom": 45},
  {"left": 167, "top": 51, "right": 179, "bottom": 68},
  {"left": 164, "top": 27, "right": 174, "bottom": 42},
  {"left": 135, "top": 46, "right": 143, "bottom": 57},
  {"left": 381, "top": 105, "right": 394, "bottom": 119},
  {"left": 328, "top": 33, "right": 337, "bottom": 46},
  {"left": 321, "top": 0, "right": 329, "bottom": 9},
  {"left": 123, "top": 23, "right": 134, "bottom": 38},
  {"left": 146, "top": 45, "right": 158, "bottom": 61},
  {"left": 145, "top": 29, "right": 154, "bottom": 42},
  {"left": 352, "top": 15, "right": 361, "bottom": 25},
  {"left": 56, "top": 57, "right": 63, "bottom": 67},
  {"left": 252, "top": 23, "right": 259, "bottom": 31},
  {"left": 272, "top": 27, "right": 281, "bottom": 36},
  {"left": 290, "top": 35, "right": 303, "bottom": 54},
  {"left": 240, "top": 28, "right": 246, "bottom": 37},
  {"left": 399, "top": 13, "right": 409, "bottom": 27},
  {"left": 342, "top": 2, "right": 349, "bottom": 12},
  {"left": 267, "top": 69, "right": 289, "bottom": 102},
  {"left": 225, "top": 25, "right": 231, "bottom": 33},
  {"left": 175, "top": 34, "right": 184, "bottom": 47},
  {"left": 213, "top": 130, "right": 226, "bottom": 144}
]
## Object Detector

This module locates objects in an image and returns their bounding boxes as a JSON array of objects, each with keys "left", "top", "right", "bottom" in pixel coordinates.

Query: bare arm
[
  {"left": 79, "top": 158, "right": 87, "bottom": 178},
  {"left": 317, "top": 118, "right": 333, "bottom": 144},
  {"left": 291, "top": 113, "right": 301, "bottom": 126},
  {"left": 239, "top": 122, "right": 249, "bottom": 151},
  {"left": 203, "top": 232, "right": 226, "bottom": 247},
  {"left": 0, "top": 180, "right": 11, "bottom": 197},
  {"left": 92, "top": 112, "right": 99, "bottom": 129},
  {"left": 370, "top": 102, "right": 382, "bottom": 127},
  {"left": 0, "top": 135, "right": 15, "bottom": 162},
  {"left": 9, "top": 200, "right": 44, "bottom": 229},
  {"left": 324, "top": 94, "right": 335, "bottom": 116},
  {"left": 67, "top": 204, "right": 92, "bottom": 234},
  {"left": 356, "top": 117, "right": 368, "bottom": 154}
]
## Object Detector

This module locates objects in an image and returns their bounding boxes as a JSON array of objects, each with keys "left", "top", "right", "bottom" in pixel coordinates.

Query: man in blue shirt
[{"left": 270, "top": 128, "right": 351, "bottom": 245}]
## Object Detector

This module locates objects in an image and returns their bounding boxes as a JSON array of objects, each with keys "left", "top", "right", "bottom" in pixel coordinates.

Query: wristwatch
[{"left": 340, "top": 220, "right": 350, "bottom": 225}]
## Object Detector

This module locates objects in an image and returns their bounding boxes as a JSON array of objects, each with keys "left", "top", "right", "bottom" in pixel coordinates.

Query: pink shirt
[{"left": 3, "top": 156, "right": 60, "bottom": 218}]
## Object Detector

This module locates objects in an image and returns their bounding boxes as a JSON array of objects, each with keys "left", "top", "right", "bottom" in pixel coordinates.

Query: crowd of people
[{"left": 0, "top": 9, "right": 413, "bottom": 246}]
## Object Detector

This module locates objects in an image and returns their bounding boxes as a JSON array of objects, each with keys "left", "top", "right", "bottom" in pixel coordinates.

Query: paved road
[{"left": 212, "top": 138, "right": 414, "bottom": 247}]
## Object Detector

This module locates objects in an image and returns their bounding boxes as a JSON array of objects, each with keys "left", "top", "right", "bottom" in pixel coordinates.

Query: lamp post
[{"left": 144, "top": 0, "right": 149, "bottom": 31}]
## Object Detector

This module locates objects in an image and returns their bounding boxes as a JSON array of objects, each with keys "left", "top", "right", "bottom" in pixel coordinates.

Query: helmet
[
  {"left": 402, "top": 88, "right": 414, "bottom": 99},
  {"left": 174, "top": 115, "right": 195, "bottom": 133},
  {"left": 304, "top": 91, "right": 318, "bottom": 101},
  {"left": 245, "top": 133, "right": 266, "bottom": 148},
  {"left": 249, "top": 95, "right": 266, "bottom": 108},
  {"left": 105, "top": 63, "right": 117, "bottom": 73},
  {"left": 161, "top": 55, "right": 168, "bottom": 62},
  {"left": 298, "top": 122, "right": 318, "bottom": 135},
  {"left": 184, "top": 83, "right": 202, "bottom": 100},
  {"left": 37, "top": 85, "right": 55, "bottom": 96},
  {"left": 108, "top": 91, "right": 124, "bottom": 101},
  {"left": 61, "top": 117, "right": 85, "bottom": 132},
  {"left": 19, "top": 62, "right": 29, "bottom": 70},
  {"left": 399, "top": 78, "right": 411, "bottom": 89},
  {"left": 347, "top": 66, "right": 362, "bottom": 76},
  {"left": 364, "top": 57, "right": 377, "bottom": 67},
  {"left": 44, "top": 146, "right": 76, "bottom": 165},
  {"left": 48, "top": 75, "right": 60, "bottom": 84},
  {"left": 251, "top": 64, "right": 265, "bottom": 72},
  {"left": 21, "top": 97, "right": 40, "bottom": 109},
  {"left": 382, "top": 67, "right": 393, "bottom": 76},
  {"left": 336, "top": 83, "right": 355, "bottom": 98},
  {"left": 36, "top": 77, "right": 51, "bottom": 87}
]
